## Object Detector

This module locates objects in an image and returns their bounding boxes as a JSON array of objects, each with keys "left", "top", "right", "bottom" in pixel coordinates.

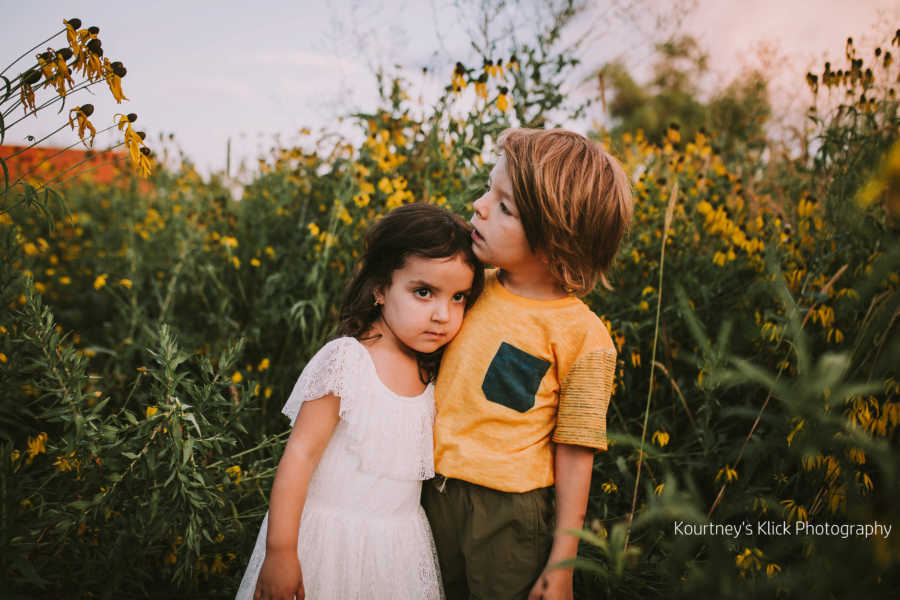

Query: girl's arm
[
  {"left": 529, "top": 443, "right": 594, "bottom": 600},
  {"left": 255, "top": 393, "right": 341, "bottom": 600}
]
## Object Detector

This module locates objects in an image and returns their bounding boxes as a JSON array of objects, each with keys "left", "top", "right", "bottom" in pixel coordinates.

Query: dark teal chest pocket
[{"left": 481, "top": 342, "right": 551, "bottom": 413}]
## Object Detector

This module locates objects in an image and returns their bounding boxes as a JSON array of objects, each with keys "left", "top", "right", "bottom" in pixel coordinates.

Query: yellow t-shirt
[{"left": 434, "top": 270, "right": 617, "bottom": 493}]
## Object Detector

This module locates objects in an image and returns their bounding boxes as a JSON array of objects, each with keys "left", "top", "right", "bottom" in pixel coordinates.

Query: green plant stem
[
  {"left": 0, "top": 29, "right": 65, "bottom": 78},
  {"left": 624, "top": 183, "right": 678, "bottom": 552},
  {"left": 3, "top": 77, "right": 107, "bottom": 124}
]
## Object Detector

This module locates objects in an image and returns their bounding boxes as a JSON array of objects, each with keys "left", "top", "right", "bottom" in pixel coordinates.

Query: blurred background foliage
[{"left": 1, "top": 2, "right": 898, "bottom": 598}]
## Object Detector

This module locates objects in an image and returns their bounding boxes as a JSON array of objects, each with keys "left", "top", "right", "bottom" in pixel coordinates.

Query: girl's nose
[{"left": 432, "top": 301, "right": 450, "bottom": 322}]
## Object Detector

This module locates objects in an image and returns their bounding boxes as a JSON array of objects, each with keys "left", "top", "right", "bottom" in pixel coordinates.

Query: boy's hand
[
  {"left": 527, "top": 568, "right": 573, "bottom": 600},
  {"left": 254, "top": 550, "right": 304, "bottom": 600}
]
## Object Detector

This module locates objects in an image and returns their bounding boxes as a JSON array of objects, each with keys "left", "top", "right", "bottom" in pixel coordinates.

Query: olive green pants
[{"left": 422, "top": 475, "right": 555, "bottom": 600}]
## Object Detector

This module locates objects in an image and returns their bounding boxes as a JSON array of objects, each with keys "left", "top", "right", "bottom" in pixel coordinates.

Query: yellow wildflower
[
  {"left": 265, "top": 246, "right": 276, "bottom": 258},
  {"left": 497, "top": 86, "right": 511, "bottom": 112},
  {"left": 474, "top": 74, "right": 488, "bottom": 99},
  {"left": 103, "top": 58, "right": 128, "bottom": 103},
  {"left": 226, "top": 465, "right": 242, "bottom": 484},
  {"left": 119, "top": 278, "right": 132, "bottom": 288},
  {"left": 232, "top": 372, "right": 243, "bottom": 384},
  {"left": 26, "top": 432, "right": 48, "bottom": 461},
  {"left": 716, "top": 464, "right": 738, "bottom": 482},
  {"left": 250, "top": 258, "right": 261, "bottom": 267},
  {"left": 221, "top": 236, "right": 238, "bottom": 248},
  {"left": 307, "top": 222, "right": 320, "bottom": 237},
  {"left": 601, "top": 479, "right": 618, "bottom": 494},
  {"left": 94, "top": 274, "right": 108, "bottom": 290},
  {"left": 0, "top": 353, "right": 6, "bottom": 364},
  {"left": 146, "top": 406, "right": 158, "bottom": 418},
  {"left": 652, "top": 430, "right": 670, "bottom": 447},
  {"left": 377, "top": 177, "right": 393, "bottom": 194},
  {"left": 211, "top": 554, "right": 227, "bottom": 575},
  {"left": 655, "top": 483, "right": 665, "bottom": 496},
  {"left": 68, "top": 104, "right": 97, "bottom": 148},
  {"left": 231, "top": 256, "right": 240, "bottom": 269},
  {"left": 258, "top": 358, "right": 270, "bottom": 371}
]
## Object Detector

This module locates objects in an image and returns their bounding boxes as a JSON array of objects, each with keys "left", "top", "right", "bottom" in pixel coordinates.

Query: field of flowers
[{"left": 1, "top": 16, "right": 898, "bottom": 599}]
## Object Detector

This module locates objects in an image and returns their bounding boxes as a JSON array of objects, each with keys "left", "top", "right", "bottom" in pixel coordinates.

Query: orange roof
[{"left": 1, "top": 144, "right": 136, "bottom": 187}]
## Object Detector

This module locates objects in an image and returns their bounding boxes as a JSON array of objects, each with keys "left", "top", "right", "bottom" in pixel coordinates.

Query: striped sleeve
[{"left": 552, "top": 346, "right": 617, "bottom": 450}]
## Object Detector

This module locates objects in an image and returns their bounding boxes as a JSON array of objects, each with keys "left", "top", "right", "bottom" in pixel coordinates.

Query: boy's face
[{"left": 470, "top": 154, "right": 540, "bottom": 271}]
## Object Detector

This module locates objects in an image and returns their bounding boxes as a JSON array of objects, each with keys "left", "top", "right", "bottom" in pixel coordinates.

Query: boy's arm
[{"left": 529, "top": 442, "right": 594, "bottom": 600}]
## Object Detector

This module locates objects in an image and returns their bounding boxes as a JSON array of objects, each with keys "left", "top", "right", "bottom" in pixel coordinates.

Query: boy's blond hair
[{"left": 498, "top": 128, "right": 633, "bottom": 295}]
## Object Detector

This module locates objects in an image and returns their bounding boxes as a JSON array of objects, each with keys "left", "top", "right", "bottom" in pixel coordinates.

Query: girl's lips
[{"left": 471, "top": 228, "right": 485, "bottom": 244}]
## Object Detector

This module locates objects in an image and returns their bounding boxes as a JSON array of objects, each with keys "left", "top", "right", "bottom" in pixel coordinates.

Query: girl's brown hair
[
  {"left": 498, "top": 128, "right": 633, "bottom": 295},
  {"left": 338, "top": 202, "right": 484, "bottom": 382}
]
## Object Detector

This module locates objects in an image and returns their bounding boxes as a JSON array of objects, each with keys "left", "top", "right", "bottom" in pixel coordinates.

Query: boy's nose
[{"left": 472, "top": 195, "right": 487, "bottom": 218}]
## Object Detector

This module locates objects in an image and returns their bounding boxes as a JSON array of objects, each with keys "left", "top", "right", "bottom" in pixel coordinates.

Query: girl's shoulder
[{"left": 305, "top": 336, "right": 366, "bottom": 371}]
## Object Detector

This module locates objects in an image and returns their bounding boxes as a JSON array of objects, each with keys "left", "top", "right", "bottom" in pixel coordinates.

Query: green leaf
[{"left": 182, "top": 437, "right": 193, "bottom": 466}]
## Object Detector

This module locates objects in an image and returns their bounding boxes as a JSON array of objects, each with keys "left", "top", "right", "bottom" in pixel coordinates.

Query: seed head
[
  {"left": 111, "top": 61, "right": 127, "bottom": 77},
  {"left": 66, "top": 18, "right": 82, "bottom": 29},
  {"left": 80, "top": 104, "right": 95, "bottom": 117},
  {"left": 127, "top": 113, "right": 138, "bottom": 122},
  {"left": 56, "top": 47, "right": 73, "bottom": 61},
  {"left": 88, "top": 26, "right": 100, "bottom": 35},
  {"left": 137, "top": 131, "right": 146, "bottom": 140},
  {"left": 23, "top": 69, "right": 42, "bottom": 85},
  {"left": 86, "top": 39, "right": 103, "bottom": 56},
  {"left": 38, "top": 50, "right": 54, "bottom": 61},
  {"left": 140, "top": 147, "right": 151, "bottom": 156}
]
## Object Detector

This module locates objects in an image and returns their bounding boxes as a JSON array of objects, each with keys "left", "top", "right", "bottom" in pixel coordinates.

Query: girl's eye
[
  {"left": 414, "top": 288, "right": 431, "bottom": 299},
  {"left": 452, "top": 292, "right": 467, "bottom": 302},
  {"left": 500, "top": 202, "right": 512, "bottom": 215}
]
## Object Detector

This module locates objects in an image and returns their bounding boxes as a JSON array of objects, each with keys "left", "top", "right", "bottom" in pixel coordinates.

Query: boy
[{"left": 423, "top": 128, "right": 633, "bottom": 599}]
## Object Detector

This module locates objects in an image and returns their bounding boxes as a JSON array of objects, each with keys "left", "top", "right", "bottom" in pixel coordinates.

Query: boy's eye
[{"left": 414, "top": 288, "right": 431, "bottom": 299}]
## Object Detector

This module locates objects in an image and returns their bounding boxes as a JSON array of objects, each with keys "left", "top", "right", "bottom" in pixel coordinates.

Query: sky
[{"left": 2, "top": 0, "right": 897, "bottom": 178}]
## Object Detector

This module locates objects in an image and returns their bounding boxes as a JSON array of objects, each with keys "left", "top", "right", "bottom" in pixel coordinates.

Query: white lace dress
[{"left": 236, "top": 337, "right": 443, "bottom": 600}]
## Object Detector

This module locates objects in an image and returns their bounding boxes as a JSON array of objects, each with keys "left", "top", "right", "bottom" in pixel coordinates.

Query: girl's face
[{"left": 373, "top": 253, "right": 475, "bottom": 355}]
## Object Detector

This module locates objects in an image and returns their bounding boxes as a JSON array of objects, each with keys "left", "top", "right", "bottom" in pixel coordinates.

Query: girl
[{"left": 236, "top": 203, "right": 484, "bottom": 600}]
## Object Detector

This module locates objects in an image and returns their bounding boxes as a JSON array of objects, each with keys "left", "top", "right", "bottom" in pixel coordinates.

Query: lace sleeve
[{"left": 281, "top": 337, "right": 361, "bottom": 426}]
